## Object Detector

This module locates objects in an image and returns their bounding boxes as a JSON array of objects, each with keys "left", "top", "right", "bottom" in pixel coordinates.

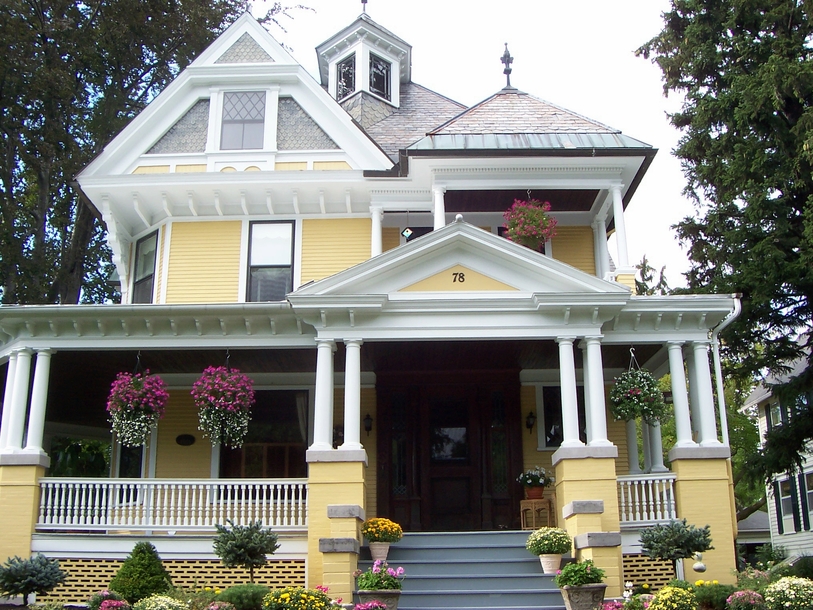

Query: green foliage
[
  {"left": 525, "top": 527, "right": 571, "bottom": 555},
  {"left": 764, "top": 577, "right": 813, "bottom": 610},
  {"left": 609, "top": 369, "right": 669, "bottom": 423},
  {"left": 638, "top": 0, "right": 813, "bottom": 482},
  {"left": 755, "top": 544, "right": 787, "bottom": 569},
  {"left": 640, "top": 520, "right": 713, "bottom": 574},
  {"left": 649, "top": 586, "right": 697, "bottom": 610},
  {"left": 213, "top": 520, "right": 279, "bottom": 583},
  {"left": 132, "top": 595, "right": 187, "bottom": 610},
  {"left": 736, "top": 567, "right": 772, "bottom": 593},
  {"left": 49, "top": 437, "right": 110, "bottom": 477},
  {"left": 262, "top": 587, "right": 333, "bottom": 610},
  {"left": 667, "top": 580, "right": 694, "bottom": 591},
  {"left": 34, "top": 602, "right": 66, "bottom": 610},
  {"left": 726, "top": 590, "right": 767, "bottom": 610},
  {"left": 693, "top": 583, "right": 736, "bottom": 610},
  {"left": 354, "top": 561, "right": 405, "bottom": 591},
  {"left": 790, "top": 555, "right": 813, "bottom": 579},
  {"left": 164, "top": 587, "right": 218, "bottom": 610},
  {"left": 108, "top": 542, "right": 172, "bottom": 603},
  {"left": 0, "top": 554, "right": 67, "bottom": 605},
  {"left": 635, "top": 255, "right": 670, "bottom": 296},
  {"left": 88, "top": 589, "right": 126, "bottom": 610},
  {"left": 554, "top": 560, "right": 605, "bottom": 587},
  {"left": 217, "top": 584, "right": 270, "bottom": 610},
  {"left": 627, "top": 594, "right": 655, "bottom": 610}
]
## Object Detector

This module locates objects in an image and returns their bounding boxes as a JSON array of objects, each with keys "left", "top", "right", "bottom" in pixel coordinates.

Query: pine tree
[
  {"left": 108, "top": 542, "right": 172, "bottom": 603},
  {"left": 0, "top": 554, "right": 67, "bottom": 605}
]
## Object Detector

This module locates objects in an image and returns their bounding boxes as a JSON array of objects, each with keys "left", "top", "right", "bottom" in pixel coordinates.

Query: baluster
[
  {"left": 631, "top": 480, "right": 640, "bottom": 523},
  {"left": 618, "top": 481, "right": 627, "bottom": 523},
  {"left": 38, "top": 482, "right": 48, "bottom": 526},
  {"left": 261, "top": 483, "right": 269, "bottom": 527}
]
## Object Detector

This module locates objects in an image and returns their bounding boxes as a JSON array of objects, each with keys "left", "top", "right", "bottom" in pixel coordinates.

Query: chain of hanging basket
[
  {"left": 106, "top": 352, "right": 170, "bottom": 447},
  {"left": 608, "top": 347, "right": 669, "bottom": 424}
]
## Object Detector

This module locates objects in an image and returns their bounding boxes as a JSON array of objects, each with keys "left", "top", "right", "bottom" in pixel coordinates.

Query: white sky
[{"left": 256, "top": 0, "right": 693, "bottom": 287}]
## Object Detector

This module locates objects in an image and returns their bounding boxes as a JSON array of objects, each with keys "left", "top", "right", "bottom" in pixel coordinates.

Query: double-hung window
[
  {"left": 221, "top": 91, "right": 265, "bottom": 150},
  {"left": 132, "top": 232, "right": 158, "bottom": 304},
  {"left": 536, "top": 385, "right": 586, "bottom": 448},
  {"left": 247, "top": 221, "right": 294, "bottom": 302}
]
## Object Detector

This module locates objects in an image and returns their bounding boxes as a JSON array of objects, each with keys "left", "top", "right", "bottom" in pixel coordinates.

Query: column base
[{"left": 0, "top": 451, "right": 50, "bottom": 468}]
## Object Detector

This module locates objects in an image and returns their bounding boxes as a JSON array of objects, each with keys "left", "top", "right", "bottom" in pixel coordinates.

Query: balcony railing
[
  {"left": 618, "top": 473, "right": 677, "bottom": 527},
  {"left": 37, "top": 478, "right": 307, "bottom": 533}
]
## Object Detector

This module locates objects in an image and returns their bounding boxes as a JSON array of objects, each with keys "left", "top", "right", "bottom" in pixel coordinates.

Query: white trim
[
  {"left": 237, "top": 219, "right": 250, "bottom": 302},
  {"left": 293, "top": 217, "right": 303, "bottom": 290},
  {"left": 159, "top": 222, "right": 172, "bottom": 304}
]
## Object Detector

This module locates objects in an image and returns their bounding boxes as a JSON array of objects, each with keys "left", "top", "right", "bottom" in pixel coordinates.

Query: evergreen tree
[
  {"left": 109, "top": 541, "right": 172, "bottom": 603},
  {"left": 213, "top": 520, "right": 279, "bottom": 583},
  {"left": 640, "top": 519, "right": 713, "bottom": 577},
  {"left": 0, "top": 554, "right": 67, "bottom": 605}
]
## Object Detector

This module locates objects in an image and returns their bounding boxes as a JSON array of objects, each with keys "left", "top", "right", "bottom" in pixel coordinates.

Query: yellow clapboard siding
[
  {"left": 275, "top": 162, "right": 307, "bottom": 171},
  {"left": 313, "top": 161, "right": 352, "bottom": 171},
  {"left": 154, "top": 228, "right": 165, "bottom": 304},
  {"left": 362, "top": 388, "right": 377, "bottom": 517},
  {"left": 133, "top": 165, "right": 170, "bottom": 174},
  {"left": 155, "top": 393, "right": 212, "bottom": 478},
  {"left": 382, "top": 228, "right": 401, "bottom": 252},
  {"left": 165, "top": 221, "right": 242, "bottom": 303},
  {"left": 175, "top": 164, "right": 207, "bottom": 173},
  {"left": 520, "top": 385, "right": 554, "bottom": 474},
  {"left": 551, "top": 226, "right": 596, "bottom": 275},
  {"left": 300, "top": 218, "right": 372, "bottom": 283}
]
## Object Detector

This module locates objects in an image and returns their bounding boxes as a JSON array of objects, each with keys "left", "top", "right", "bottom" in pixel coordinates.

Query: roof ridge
[{"left": 427, "top": 91, "right": 504, "bottom": 135}]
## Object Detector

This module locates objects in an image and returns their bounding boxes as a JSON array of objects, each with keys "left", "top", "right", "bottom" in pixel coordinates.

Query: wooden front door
[{"left": 377, "top": 372, "right": 523, "bottom": 531}]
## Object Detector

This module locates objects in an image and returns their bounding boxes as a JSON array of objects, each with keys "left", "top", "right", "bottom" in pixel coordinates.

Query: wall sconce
[
  {"left": 363, "top": 414, "right": 373, "bottom": 436},
  {"left": 525, "top": 411, "right": 537, "bottom": 434}
]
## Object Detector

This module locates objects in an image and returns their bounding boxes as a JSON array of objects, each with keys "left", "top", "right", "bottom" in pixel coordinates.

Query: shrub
[
  {"left": 34, "top": 602, "right": 66, "bottom": 610},
  {"left": 763, "top": 576, "right": 813, "bottom": 610},
  {"left": 554, "top": 560, "right": 605, "bottom": 587},
  {"left": 262, "top": 587, "right": 333, "bottom": 610},
  {"left": 726, "top": 590, "right": 766, "bottom": 610},
  {"left": 100, "top": 601, "right": 132, "bottom": 610},
  {"left": 694, "top": 583, "right": 736, "bottom": 610},
  {"left": 736, "top": 567, "right": 771, "bottom": 593},
  {"left": 132, "top": 595, "right": 187, "bottom": 610},
  {"left": 213, "top": 520, "right": 279, "bottom": 584},
  {"left": 754, "top": 544, "right": 786, "bottom": 569},
  {"left": 667, "top": 580, "right": 694, "bottom": 591},
  {"left": 89, "top": 590, "right": 127, "bottom": 610},
  {"left": 0, "top": 554, "right": 67, "bottom": 605},
  {"left": 790, "top": 555, "right": 813, "bottom": 580},
  {"left": 627, "top": 594, "right": 655, "bottom": 610},
  {"left": 217, "top": 584, "right": 270, "bottom": 610},
  {"left": 649, "top": 586, "right": 697, "bottom": 610},
  {"left": 360, "top": 518, "right": 403, "bottom": 543},
  {"left": 526, "top": 527, "right": 571, "bottom": 555},
  {"left": 108, "top": 542, "right": 172, "bottom": 603},
  {"left": 165, "top": 587, "right": 218, "bottom": 610},
  {"left": 640, "top": 520, "right": 713, "bottom": 576},
  {"left": 207, "top": 603, "right": 236, "bottom": 610}
]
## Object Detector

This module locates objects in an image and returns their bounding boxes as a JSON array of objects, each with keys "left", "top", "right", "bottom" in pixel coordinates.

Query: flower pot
[
  {"left": 560, "top": 583, "right": 607, "bottom": 610},
  {"left": 357, "top": 589, "right": 401, "bottom": 610},
  {"left": 525, "top": 486, "right": 545, "bottom": 499},
  {"left": 538, "top": 553, "right": 562, "bottom": 573},
  {"left": 368, "top": 541, "right": 391, "bottom": 562}
]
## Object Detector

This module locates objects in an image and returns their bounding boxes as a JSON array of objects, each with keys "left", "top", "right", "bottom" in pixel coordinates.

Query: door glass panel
[{"left": 430, "top": 399, "right": 468, "bottom": 462}]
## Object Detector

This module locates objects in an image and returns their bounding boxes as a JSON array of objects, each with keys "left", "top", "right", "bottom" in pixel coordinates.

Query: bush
[
  {"left": 641, "top": 519, "right": 713, "bottom": 576},
  {"left": 33, "top": 602, "right": 66, "bottom": 610},
  {"left": 667, "top": 579, "right": 695, "bottom": 591},
  {"left": 726, "top": 590, "right": 766, "bottom": 610},
  {"left": 262, "top": 587, "right": 333, "bottom": 610},
  {"left": 109, "top": 542, "right": 172, "bottom": 603},
  {"left": 165, "top": 587, "right": 219, "bottom": 610},
  {"left": 213, "top": 521, "right": 279, "bottom": 584},
  {"left": 217, "top": 584, "right": 270, "bottom": 610},
  {"left": 627, "top": 594, "right": 655, "bottom": 610},
  {"left": 89, "top": 590, "right": 127, "bottom": 610},
  {"left": 754, "top": 544, "right": 786, "bottom": 569},
  {"left": 649, "top": 586, "right": 697, "bottom": 610},
  {"left": 0, "top": 554, "right": 67, "bottom": 605},
  {"left": 526, "top": 527, "right": 571, "bottom": 555},
  {"left": 790, "top": 555, "right": 813, "bottom": 580},
  {"left": 99, "top": 601, "right": 131, "bottom": 610},
  {"left": 763, "top": 576, "right": 813, "bottom": 610},
  {"left": 132, "top": 595, "right": 187, "bottom": 610},
  {"left": 694, "top": 583, "right": 736, "bottom": 610},
  {"left": 736, "top": 567, "right": 771, "bottom": 593}
]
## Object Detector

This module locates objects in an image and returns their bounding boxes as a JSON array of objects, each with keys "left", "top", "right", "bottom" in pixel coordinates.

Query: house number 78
[{"left": 452, "top": 272, "right": 466, "bottom": 283}]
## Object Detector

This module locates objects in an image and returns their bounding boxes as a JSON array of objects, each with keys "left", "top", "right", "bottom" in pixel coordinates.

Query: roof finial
[
  {"left": 501, "top": 43, "right": 514, "bottom": 89},
  {"left": 361, "top": 0, "right": 367, "bottom": 13}
]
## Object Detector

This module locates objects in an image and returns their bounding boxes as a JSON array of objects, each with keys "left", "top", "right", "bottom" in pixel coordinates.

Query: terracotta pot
[
  {"left": 560, "top": 583, "right": 607, "bottom": 610},
  {"left": 368, "top": 541, "right": 391, "bottom": 562},
  {"left": 357, "top": 589, "right": 401, "bottom": 610},
  {"left": 525, "top": 486, "right": 545, "bottom": 499},
  {"left": 538, "top": 553, "right": 562, "bottom": 573}
]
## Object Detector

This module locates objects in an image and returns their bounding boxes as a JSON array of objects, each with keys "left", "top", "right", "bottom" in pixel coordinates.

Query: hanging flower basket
[
  {"left": 192, "top": 366, "right": 255, "bottom": 449},
  {"left": 107, "top": 370, "right": 169, "bottom": 447},
  {"left": 503, "top": 198, "right": 558, "bottom": 251},
  {"left": 609, "top": 369, "right": 668, "bottom": 424}
]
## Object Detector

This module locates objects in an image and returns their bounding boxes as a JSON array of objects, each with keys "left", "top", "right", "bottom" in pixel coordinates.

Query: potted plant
[
  {"left": 107, "top": 370, "right": 169, "bottom": 447},
  {"left": 609, "top": 369, "right": 668, "bottom": 424},
  {"left": 555, "top": 559, "right": 606, "bottom": 610},
  {"left": 361, "top": 517, "right": 403, "bottom": 562},
  {"left": 526, "top": 527, "right": 571, "bottom": 573},
  {"left": 354, "top": 560, "right": 405, "bottom": 610},
  {"left": 192, "top": 365, "right": 256, "bottom": 449},
  {"left": 517, "top": 466, "right": 555, "bottom": 499},
  {"left": 503, "top": 198, "right": 558, "bottom": 252}
]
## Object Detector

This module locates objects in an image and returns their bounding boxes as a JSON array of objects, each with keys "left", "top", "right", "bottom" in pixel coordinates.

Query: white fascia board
[
  {"left": 190, "top": 14, "right": 299, "bottom": 67},
  {"left": 430, "top": 164, "right": 628, "bottom": 191}
]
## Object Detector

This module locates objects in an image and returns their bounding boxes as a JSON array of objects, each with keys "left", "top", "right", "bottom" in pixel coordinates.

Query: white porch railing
[
  {"left": 618, "top": 473, "right": 677, "bottom": 527},
  {"left": 37, "top": 478, "right": 307, "bottom": 532}
]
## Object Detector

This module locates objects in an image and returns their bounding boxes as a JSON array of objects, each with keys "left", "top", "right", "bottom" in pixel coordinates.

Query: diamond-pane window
[
  {"left": 337, "top": 54, "right": 355, "bottom": 100},
  {"left": 369, "top": 53, "right": 391, "bottom": 101},
  {"left": 221, "top": 91, "right": 265, "bottom": 150}
]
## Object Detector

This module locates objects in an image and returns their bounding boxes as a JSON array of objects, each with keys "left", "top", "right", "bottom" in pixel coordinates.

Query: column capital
[
  {"left": 12, "top": 347, "right": 33, "bottom": 356},
  {"left": 370, "top": 206, "right": 383, "bottom": 217},
  {"left": 34, "top": 348, "right": 53, "bottom": 356},
  {"left": 583, "top": 335, "right": 603, "bottom": 345},
  {"left": 432, "top": 185, "right": 447, "bottom": 194},
  {"left": 667, "top": 340, "right": 685, "bottom": 348},
  {"left": 556, "top": 336, "right": 577, "bottom": 345},
  {"left": 343, "top": 338, "right": 364, "bottom": 347},
  {"left": 315, "top": 338, "right": 336, "bottom": 350},
  {"left": 691, "top": 339, "right": 711, "bottom": 348},
  {"left": 610, "top": 183, "right": 624, "bottom": 194}
]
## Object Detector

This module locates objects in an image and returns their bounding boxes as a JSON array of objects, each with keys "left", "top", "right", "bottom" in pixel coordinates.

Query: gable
[
  {"left": 215, "top": 32, "right": 274, "bottom": 64},
  {"left": 148, "top": 99, "right": 209, "bottom": 154},
  {"left": 277, "top": 98, "right": 339, "bottom": 150},
  {"left": 401, "top": 265, "right": 517, "bottom": 292}
]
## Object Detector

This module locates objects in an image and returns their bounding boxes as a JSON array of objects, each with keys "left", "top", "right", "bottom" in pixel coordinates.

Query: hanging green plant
[{"left": 609, "top": 369, "right": 668, "bottom": 424}]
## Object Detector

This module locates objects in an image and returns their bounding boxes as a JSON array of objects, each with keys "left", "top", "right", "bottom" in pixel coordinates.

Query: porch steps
[{"left": 358, "top": 530, "right": 566, "bottom": 610}]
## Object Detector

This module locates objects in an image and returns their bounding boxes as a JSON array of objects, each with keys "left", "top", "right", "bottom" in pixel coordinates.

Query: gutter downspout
[{"left": 711, "top": 294, "right": 742, "bottom": 446}]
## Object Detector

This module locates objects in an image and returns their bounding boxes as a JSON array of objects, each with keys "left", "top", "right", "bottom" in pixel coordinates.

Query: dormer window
[
  {"left": 337, "top": 55, "right": 355, "bottom": 101},
  {"left": 369, "top": 53, "right": 391, "bottom": 101},
  {"left": 221, "top": 91, "right": 265, "bottom": 150}
]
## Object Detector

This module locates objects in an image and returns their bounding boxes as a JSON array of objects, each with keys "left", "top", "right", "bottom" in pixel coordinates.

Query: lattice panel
[
  {"left": 622, "top": 554, "right": 674, "bottom": 591},
  {"left": 41, "top": 559, "right": 305, "bottom": 604}
]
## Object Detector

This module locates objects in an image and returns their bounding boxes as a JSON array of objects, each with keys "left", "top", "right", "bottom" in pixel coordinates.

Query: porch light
[
  {"left": 364, "top": 413, "right": 373, "bottom": 436},
  {"left": 525, "top": 411, "right": 537, "bottom": 434}
]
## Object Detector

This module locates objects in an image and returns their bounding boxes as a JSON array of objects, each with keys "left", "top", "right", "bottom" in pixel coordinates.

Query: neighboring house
[
  {"left": 736, "top": 510, "right": 770, "bottom": 567},
  {"left": 0, "top": 11, "right": 740, "bottom": 604},
  {"left": 747, "top": 359, "right": 813, "bottom": 557}
]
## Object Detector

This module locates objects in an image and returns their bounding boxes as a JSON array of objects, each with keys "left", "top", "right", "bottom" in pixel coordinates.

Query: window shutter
[
  {"left": 799, "top": 473, "right": 811, "bottom": 531},
  {"left": 773, "top": 481, "right": 784, "bottom": 535},
  {"left": 789, "top": 477, "right": 802, "bottom": 533}
]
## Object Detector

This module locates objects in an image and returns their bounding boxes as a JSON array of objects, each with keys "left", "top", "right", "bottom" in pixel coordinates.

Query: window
[
  {"left": 247, "top": 222, "right": 294, "bottom": 302},
  {"left": 221, "top": 91, "right": 265, "bottom": 150},
  {"left": 769, "top": 402, "right": 784, "bottom": 427},
  {"left": 780, "top": 479, "right": 794, "bottom": 517},
  {"left": 369, "top": 53, "right": 391, "bottom": 100},
  {"left": 221, "top": 391, "right": 308, "bottom": 478},
  {"left": 132, "top": 232, "right": 157, "bottom": 304},
  {"left": 337, "top": 54, "right": 355, "bottom": 100},
  {"left": 538, "top": 385, "right": 586, "bottom": 448},
  {"left": 806, "top": 472, "right": 813, "bottom": 514}
]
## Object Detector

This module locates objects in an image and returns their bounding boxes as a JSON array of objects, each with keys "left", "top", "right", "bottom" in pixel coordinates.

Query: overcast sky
[{"left": 256, "top": 0, "right": 692, "bottom": 286}]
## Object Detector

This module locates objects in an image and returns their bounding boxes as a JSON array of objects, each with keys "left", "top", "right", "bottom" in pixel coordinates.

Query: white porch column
[
  {"left": 592, "top": 219, "right": 609, "bottom": 279},
  {"left": 685, "top": 344, "right": 702, "bottom": 438},
  {"left": 0, "top": 352, "right": 18, "bottom": 450},
  {"left": 310, "top": 339, "right": 336, "bottom": 451},
  {"left": 4, "top": 349, "right": 32, "bottom": 452},
  {"left": 626, "top": 419, "right": 642, "bottom": 474},
  {"left": 433, "top": 186, "right": 446, "bottom": 230},
  {"left": 611, "top": 185, "right": 630, "bottom": 269},
  {"left": 691, "top": 341, "right": 722, "bottom": 446},
  {"left": 370, "top": 206, "right": 383, "bottom": 257},
  {"left": 557, "top": 337, "right": 583, "bottom": 447},
  {"left": 668, "top": 341, "right": 697, "bottom": 447},
  {"left": 24, "top": 349, "right": 52, "bottom": 454},
  {"left": 649, "top": 420, "right": 668, "bottom": 472},
  {"left": 340, "top": 339, "right": 363, "bottom": 451},
  {"left": 641, "top": 423, "right": 652, "bottom": 472},
  {"left": 584, "top": 337, "right": 611, "bottom": 446},
  {"left": 580, "top": 342, "right": 592, "bottom": 443}
]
